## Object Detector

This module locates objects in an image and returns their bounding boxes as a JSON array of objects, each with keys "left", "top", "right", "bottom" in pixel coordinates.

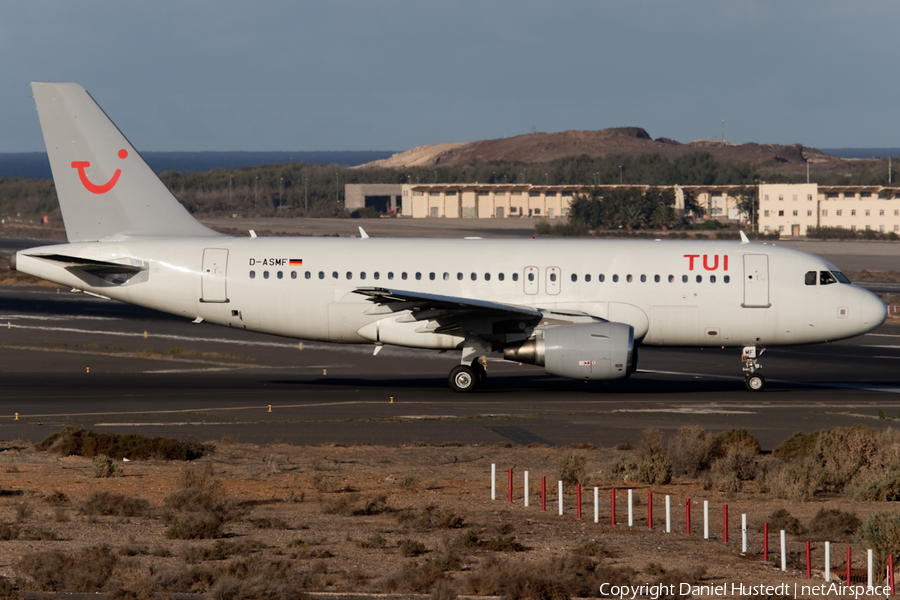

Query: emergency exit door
[
  {"left": 201, "top": 248, "right": 229, "bottom": 303},
  {"left": 742, "top": 254, "right": 769, "bottom": 308}
]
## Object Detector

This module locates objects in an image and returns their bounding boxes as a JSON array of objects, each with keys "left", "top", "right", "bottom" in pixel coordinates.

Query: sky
[{"left": 2, "top": 1, "right": 899, "bottom": 153}]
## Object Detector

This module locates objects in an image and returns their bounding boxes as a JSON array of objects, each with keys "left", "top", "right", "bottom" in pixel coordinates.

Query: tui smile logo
[{"left": 71, "top": 149, "right": 128, "bottom": 194}]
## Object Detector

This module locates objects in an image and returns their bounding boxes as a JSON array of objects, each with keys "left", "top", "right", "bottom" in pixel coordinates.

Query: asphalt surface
[{"left": 2, "top": 285, "right": 900, "bottom": 451}]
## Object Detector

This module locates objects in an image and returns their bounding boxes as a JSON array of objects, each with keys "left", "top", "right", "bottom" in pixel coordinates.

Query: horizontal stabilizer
[{"left": 30, "top": 253, "right": 146, "bottom": 274}]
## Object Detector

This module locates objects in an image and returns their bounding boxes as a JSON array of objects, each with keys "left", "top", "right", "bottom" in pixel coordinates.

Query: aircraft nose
[{"left": 862, "top": 290, "right": 888, "bottom": 329}]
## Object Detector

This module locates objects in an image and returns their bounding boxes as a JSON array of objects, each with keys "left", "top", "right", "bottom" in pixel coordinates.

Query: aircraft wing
[{"left": 354, "top": 287, "right": 542, "bottom": 318}]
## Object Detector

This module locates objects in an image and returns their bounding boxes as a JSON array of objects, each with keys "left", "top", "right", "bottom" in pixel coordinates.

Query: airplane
[{"left": 10, "top": 83, "right": 888, "bottom": 393}]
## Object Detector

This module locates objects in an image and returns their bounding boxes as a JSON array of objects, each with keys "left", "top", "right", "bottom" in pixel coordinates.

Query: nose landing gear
[
  {"left": 742, "top": 346, "right": 766, "bottom": 391},
  {"left": 448, "top": 359, "right": 486, "bottom": 393}
]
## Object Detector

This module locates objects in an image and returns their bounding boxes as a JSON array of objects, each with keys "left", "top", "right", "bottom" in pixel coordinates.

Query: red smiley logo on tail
[{"left": 71, "top": 149, "right": 128, "bottom": 194}]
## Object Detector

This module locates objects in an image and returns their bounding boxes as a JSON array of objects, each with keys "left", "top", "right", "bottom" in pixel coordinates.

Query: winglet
[
  {"left": 249, "top": 230, "right": 257, "bottom": 238},
  {"left": 740, "top": 231, "right": 750, "bottom": 245},
  {"left": 358, "top": 226, "right": 369, "bottom": 239}
]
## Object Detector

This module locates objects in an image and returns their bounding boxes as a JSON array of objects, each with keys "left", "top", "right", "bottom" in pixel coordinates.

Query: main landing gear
[
  {"left": 448, "top": 359, "right": 486, "bottom": 393},
  {"left": 741, "top": 346, "right": 766, "bottom": 392}
]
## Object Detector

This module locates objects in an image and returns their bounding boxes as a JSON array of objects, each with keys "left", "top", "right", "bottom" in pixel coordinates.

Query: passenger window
[
  {"left": 485, "top": 273, "right": 491, "bottom": 281},
  {"left": 304, "top": 271, "right": 311, "bottom": 279},
  {"left": 415, "top": 273, "right": 421, "bottom": 280},
  {"left": 332, "top": 271, "right": 338, "bottom": 279},
  {"left": 625, "top": 275, "right": 632, "bottom": 283},
  {"left": 599, "top": 274, "right": 605, "bottom": 282},
  {"left": 277, "top": 271, "right": 283, "bottom": 279},
  {"left": 585, "top": 274, "right": 591, "bottom": 282},
  {"left": 640, "top": 274, "right": 646, "bottom": 283},
  {"left": 402, "top": 273, "right": 408, "bottom": 280},
  {"left": 429, "top": 272, "right": 435, "bottom": 281},
  {"left": 550, "top": 273, "right": 557, "bottom": 282},
  {"left": 682, "top": 275, "right": 688, "bottom": 283},
  {"left": 498, "top": 273, "right": 505, "bottom": 281},
  {"left": 360, "top": 272, "right": 367, "bottom": 280},
  {"left": 388, "top": 272, "right": 394, "bottom": 280},
  {"left": 443, "top": 273, "right": 449, "bottom": 281},
  {"left": 820, "top": 271, "right": 837, "bottom": 285},
  {"left": 346, "top": 272, "right": 352, "bottom": 280},
  {"left": 724, "top": 275, "right": 730, "bottom": 283},
  {"left": 805, "top": 271, "right": 817, "bottom": 286},
  {"left": 654, "top": 275, "right": 660, "bottom": 283},
  {"left": 374, "top": 272, "right": 380, "bottom": 280},
  {"left": 471, "top": 273, "right": 477, "bottom": 281},
  {"left": 250, "top": 270, "right": 256, "bottom": 279},
  {"left": 527, "top": 273, "right": 534, "bottom": 282},
  {"left": 571, "top": 274, "right": 578, "bottom": 282},
  {"left": 318, "top": 272, "right": 325, "bottom": 279},
  {"left": 668, "top": 275, "right": 674, "bottom": 283},
  {"left": 263, "top": 271, "right": 269, "bottom": 279},
  {"left": 291, "top": 271, "right": 297, "bottom": 279},
  {"left": 710, "top": 275, "right": 716, "bottom": 283},
  {"left": 612, "top": 275, "right": 619, "bottom": 282},
  {"left": 512, "top": 273, "right": 519, "bottom": 281},
  {"left": 696, "top": 275, "right": 702, "bottom": 283},
  {"left": 457, "top": 273, "right": 463, "bottom": 280}
]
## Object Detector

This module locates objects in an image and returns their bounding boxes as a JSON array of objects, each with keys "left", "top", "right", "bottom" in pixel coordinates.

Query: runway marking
[
  {"left": 0, "top": 314, "right": 120, "bottom": 321},
  {"left": 3, "top": 323, "right": 447, "bottom": 359},
  {"left": 865, "top": 333, "right": 900, "bottom": 338},
  {"left": 614, "top": 408, "right": 755, "bottom": 414},
  {"left": 0, "top": 344, "right": 256, "bottom": 368}
]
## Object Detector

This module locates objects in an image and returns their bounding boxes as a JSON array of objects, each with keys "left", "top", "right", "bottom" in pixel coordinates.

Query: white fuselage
[{"left": 15, "top": 236, "right": 886, "bottom": 351}]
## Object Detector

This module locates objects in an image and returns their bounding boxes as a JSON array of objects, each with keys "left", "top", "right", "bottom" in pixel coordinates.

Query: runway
[{"left": 2, "top": 285, "right": 900, "bottom": 451}]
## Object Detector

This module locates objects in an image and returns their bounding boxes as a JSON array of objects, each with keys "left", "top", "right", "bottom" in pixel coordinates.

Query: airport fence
[{"left": 489, "top": 464, "right": 897, "bottom": 595}]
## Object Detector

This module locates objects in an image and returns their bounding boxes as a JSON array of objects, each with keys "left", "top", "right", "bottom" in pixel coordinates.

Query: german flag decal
[{"left": 289, "top": 259, "right": 303, "bottom": 266}]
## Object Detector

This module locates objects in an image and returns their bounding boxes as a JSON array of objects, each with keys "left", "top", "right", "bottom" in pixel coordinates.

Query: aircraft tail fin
[{"left": 31, "top": 82, "right": 220, "bottom": 242}]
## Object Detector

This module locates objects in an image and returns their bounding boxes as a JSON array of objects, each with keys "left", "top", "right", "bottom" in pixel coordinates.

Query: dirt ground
[{"left": 0, "top": 439, "right": 896, "bottom": 599}]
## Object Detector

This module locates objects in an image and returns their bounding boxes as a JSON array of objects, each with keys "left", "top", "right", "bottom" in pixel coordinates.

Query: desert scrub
[
  {"left": 807, "top": 508, "right": 860, "bottom": 542},
  {"left": 79, "top": 490, "right": 149, "bottom": 517},
  {"left": 669, "top": 425, "right": 718, "bottom": 477},
  {"left": 855, "top": 511, "right": 900, "bottom": 572},
  {"left": 163, "top": 464, "right": 242, "bottom": 539},
  {"left": 636, "top": 429, "right": 673, "bottom": 485},
  {"left": 556, "top": 449, "right": 587, "bottom": 485},
  {"left": 36, "top": 426, "right": 210, "bottom": 460},
  {"left": 15, "top": 545, "right": 117, "bottom": 592},
  {"left": 92, "top": 454, "right": 123, "bottom": 478}
]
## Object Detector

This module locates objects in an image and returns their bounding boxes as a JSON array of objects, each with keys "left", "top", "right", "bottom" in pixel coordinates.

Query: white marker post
[
  {"left": 558, "top": 480, "right": 563, "bottom": 516},
  {"left": 781, "top": 530, "right": 787, "bottom": 571},
  {"left": 825, "top": 541, "right": 831, "bottom": 582},
  {"left": 867, "top": 549, "right": 873, "bottom": 591},
  {"left": 594, "top": 487, "right": 599, "bottom": 524},
  {"left": 524, "top": 471, "right": 529, "bottom": 507},
  {"left": 628, "top": 489, "right": 633, "bottom": 527},
  {"left": 704, "top": 500, "right": 709, "bottom": 540},
  {"left": 742, "top": 514, "right": 748, "bottom": 553},
  {"left": 665, "top": 495, "right": 671, "bottom": 533},
  {"left": 491, "top": 464, "right": 496, "bottom": 500}
]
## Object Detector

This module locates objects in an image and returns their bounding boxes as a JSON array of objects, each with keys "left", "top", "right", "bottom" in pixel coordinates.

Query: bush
[
  {"left": 813, "top": 425, "right": 878, "bottom": 493},
  {"left": 556, "top": 450, "right": 587, "bottom": 486},
  {"left": 637, "top": 454, "right": 672, "bottom": 485},
  {"left": 758, "top": 457, "right": 822, "bottom": 501},
  {"left": 715, "top": 429, "right": 761, "bottom": 454},
  {"left": 36, "top": 426, "right": 210, "bottom": 461},
  {"left": 16, "top": 545, "right": 117, "bottom": 592},
  {"left": 398, "top": 538, "right": 428, "bottom": 557},
  {"left": 92, "top": 454, "right": 123, "bottom": 478},
  {"left": 709, "top": 446, "right": 757, "bottom": 492},
  {"left": 79, "top": 491, "right": 149, "bottom": 517},
  {"left": 855, "top": 511, "right": 900, "bottom": 571},
  {"left": 669, "top": 426, "right": 717, "bottom": 477},
  {"left": 764, "top": 509, "right": 806, "bottom": 536},
  {"left": 854, "top": 461, "right": 900, "bottom": 501},
  {"left": 163, "top": 464, "right": 242, "bottom": 539},
  {"left": 807, "top": 508, "right": 861, "bottom": 542},
  {"left": 604, "top": 454, "right": 638, "bottom": 482},
  {"left": 773, "top": 431, "right": 818, "bottom": 459}
]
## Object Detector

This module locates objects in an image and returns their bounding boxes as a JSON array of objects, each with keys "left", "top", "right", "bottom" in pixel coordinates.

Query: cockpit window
[
  {"left": 805, "top": 271, "right": 817, "bottom": 286},
  {"left": 820, "top": 271, "right": 837, "bottom": 285},
  {"left": 832, "top": 271, "right": 851, "bottom": 284}
]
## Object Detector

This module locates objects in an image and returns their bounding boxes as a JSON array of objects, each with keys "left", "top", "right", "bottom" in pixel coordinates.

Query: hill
[{"left": 360, "top": 127, "right": 875, "bottom": 177}]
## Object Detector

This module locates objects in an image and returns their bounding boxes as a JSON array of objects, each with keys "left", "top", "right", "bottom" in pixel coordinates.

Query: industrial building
[{"left": 758, "top": 183, "right": 900, "bottom": 236}]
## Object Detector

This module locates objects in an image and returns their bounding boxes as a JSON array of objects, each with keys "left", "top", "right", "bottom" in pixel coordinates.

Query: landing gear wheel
[
  {"left": 744, "top": 374, "right": 766, "bottom": 392},
  {"left": 471, "top": 360, "right": 486, "bottom": 387},
  {"left": 449, "top": 365, "right": 478, "bottom": 393}
]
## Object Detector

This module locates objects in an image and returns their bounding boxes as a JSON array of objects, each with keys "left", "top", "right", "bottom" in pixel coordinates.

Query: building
[
  {"left": 344, "top": 184, "right": 403, "bottom": 214},
  {"left": 758, "top": 183, "right": 900, "bottom": 236}
]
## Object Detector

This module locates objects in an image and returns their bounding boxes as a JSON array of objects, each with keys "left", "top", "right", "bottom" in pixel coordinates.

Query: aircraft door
[
  {"left": 546, "top": 267, "right": 561, "bottom": 295},
  {"left": 201, "top": 248, "right": 229, "bottom": 303},
  {"left": 742, "top": 254, "right": 770, "bottom": 308},
  {"left": 523, "top": 266, "right": 539, "bottom": 295}
]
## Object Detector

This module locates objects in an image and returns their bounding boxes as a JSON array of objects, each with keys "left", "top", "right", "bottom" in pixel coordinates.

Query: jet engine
[{"left": 504, "top": 322, "right": 635, "bottom": 381}]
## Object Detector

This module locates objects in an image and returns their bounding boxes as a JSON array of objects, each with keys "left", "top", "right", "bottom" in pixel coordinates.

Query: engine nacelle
[{"left": 504, "top": 322, "right": 635, "bottom": 381}]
